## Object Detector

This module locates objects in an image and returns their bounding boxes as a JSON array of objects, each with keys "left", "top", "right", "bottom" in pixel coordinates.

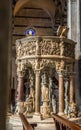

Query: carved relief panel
[{"left": 40, "top": 39, "right": 60, "bottom": 55}]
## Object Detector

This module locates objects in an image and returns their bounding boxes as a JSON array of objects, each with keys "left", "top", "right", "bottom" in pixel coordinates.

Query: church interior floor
[
  {"left": 7, "top": 114, "right": 81, "bottom": 130},
  {"left": 7, "top": 114, "right": 55, "bottom": 130},
  {"left": 7, "top": 123, "right": 55, "bottom": 130}
]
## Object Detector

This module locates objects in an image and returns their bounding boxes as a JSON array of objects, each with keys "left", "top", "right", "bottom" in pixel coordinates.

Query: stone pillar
[
  {"left": 67, "top": 0, "right": 81, "bottom": 107},
  {"left": 49, "top": 77, "right": 52, "bottom": 107},
  {"left": 7, "top": 0, "right": 12, "bottom": 112},
  {"left": 17, "top": 76, "right": 24, "bottom": 101},
  {"left": 58, "top": 72, "right": 64, "bottom": 115},
  {"left": 67, "top": 0, "right": 77, "bottom": 41},
  {"left": 35, "top": 70, "right": 41, "bottom": 115},
  {"left": 67, "top": 0, "right": 71, "bottom": 39},
  {"left": 15, "top": 72, "right": 24, "bottom": 114},
  {"left": 0, "top": 1, "right": 10, "bottom": 129},
  {"left": 70, "top": 74, "right": 75, "bottom": 103}
]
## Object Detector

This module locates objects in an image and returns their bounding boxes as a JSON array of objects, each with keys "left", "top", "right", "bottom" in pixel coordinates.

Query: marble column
[
  {"left": 7, "top": 0, "right": 12, "bottom": 112},
  {"left": 15, "top": 72, "right": 24, "bottom": 114},
  {"left": 67, "top": 0, "right": 81, "bottom": 107},
  {"left": 35, "top": 70, "right": 41, "bottom": 115},
  {"left": 49, "top": 77, "right": 52, "bottom": 107},
  {"left": 17, "top": 74, "right": 24, "bottom": 101},
  {"left": 0, "top": 1, "right": 10, "bottom": 129},
  {"left": 70, "top": 74, "right": 75, "bottom": 103},
  {"left": 67, "top": 0, "right": 77, "bottom": 41},
  {"left": 58, "top": 72, "right": 64, "bottom": 115}
]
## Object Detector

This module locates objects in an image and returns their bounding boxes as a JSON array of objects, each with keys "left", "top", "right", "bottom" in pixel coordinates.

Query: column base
[
  {"left": 41, "top": 103, "right": 51, "bottom": 119},
  {"left": 33, "top": 112, "right": 42, "bottom": 121},
  {"left": 58, "top": 112, "right": 64, "bottom": 116}
]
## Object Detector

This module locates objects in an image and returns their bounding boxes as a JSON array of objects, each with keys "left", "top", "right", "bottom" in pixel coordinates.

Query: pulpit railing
[
  {"left": 19, "top": 113, "right": 37, "bottom": 130},
  {"left": 52, "top": 113, "right": 81, "bottom": 130}
]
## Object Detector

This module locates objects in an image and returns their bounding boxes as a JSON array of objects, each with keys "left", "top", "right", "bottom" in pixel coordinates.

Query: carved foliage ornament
[
  {"left": 16, "top": 60, "right": 32, "bottom": 76},
  {"left": 55, "top": 60, "right": 65, "bottom": 70}
]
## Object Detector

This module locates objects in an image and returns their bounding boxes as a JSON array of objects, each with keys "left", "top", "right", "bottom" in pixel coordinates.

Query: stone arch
[
  {"left": 14, "top": 0, "right": 66, "bottom": 27},
  {"left": 14, "top": 0, "right": 56, "bottom": 18}
]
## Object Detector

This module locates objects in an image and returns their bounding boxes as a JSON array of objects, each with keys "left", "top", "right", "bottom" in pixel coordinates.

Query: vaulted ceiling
[
  {"left": 12, "top": 0, "right": 67, "bottom": 45},
  {"left": 14, "top": 0, "right": 66, "bottom": 25}
]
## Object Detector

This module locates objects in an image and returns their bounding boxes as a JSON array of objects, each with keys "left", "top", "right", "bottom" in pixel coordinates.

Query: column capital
[
  {"left": 34, "top": 69, "right": 41, "bottom": 75},
  {"left": 17, "top": 71, "right": 25, "bottom": 78},
  {"left": 57, "top": 70, "right": 65, "bottom": 76}
]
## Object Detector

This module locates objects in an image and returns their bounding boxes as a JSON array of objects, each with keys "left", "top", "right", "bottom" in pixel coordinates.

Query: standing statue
[
  {"left": 24, "top": 95, "right": 33, "bottom": 115},
  {"left": 64, "top": 80, "right": 69, "bottom": 114},
  {"left": 15, "top": 102, "right": 24, "bottom": 114},
  {"left": 41, "top": 72, "right": 49, "bottom": 101},
  {"left": 30, "top": 87, "right": 35, "bottom": 111},
  {"left": 52, "top": 95, "right": 56, "bottom": 113},
  {"left": 42, "top": 85, "right": 49, "bottom": 101},
  {"left": 17, "top": 41, "right": 22, "bottom": 57},
  {"left": 68, "top": 102, "right": 78, "bottom": 118},
  {"left": 36, "top": 41, "right": 40, "bottom": 55}
]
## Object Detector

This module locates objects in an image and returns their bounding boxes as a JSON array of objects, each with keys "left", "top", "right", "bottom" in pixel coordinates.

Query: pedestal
[{"left": 41, "top": 101, "right": 50, "bottom": 119}]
